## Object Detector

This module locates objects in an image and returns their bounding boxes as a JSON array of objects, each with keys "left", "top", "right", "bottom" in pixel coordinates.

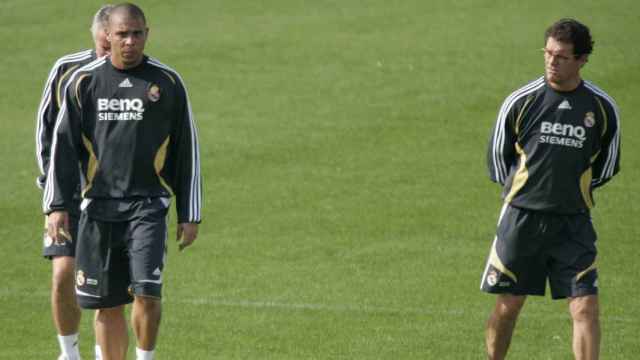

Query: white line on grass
[
  {"left": 169, "top": 297, "right": 637, "bottom": 324},
  {"left": 2, "top": 290, "right": 636, "bottom": 324}
]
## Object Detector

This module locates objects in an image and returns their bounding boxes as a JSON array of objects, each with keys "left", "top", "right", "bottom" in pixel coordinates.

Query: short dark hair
[
  {"left": 545, "top": 18, "right": 593, "bottom": 57},
  {"left": 111, "top": 2, "right": 146, "bottom": 25}
]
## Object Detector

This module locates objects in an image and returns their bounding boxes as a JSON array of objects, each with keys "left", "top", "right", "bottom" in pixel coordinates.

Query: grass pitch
[{"left": 1, "top": 0, "right": 639, "bottom": 358}]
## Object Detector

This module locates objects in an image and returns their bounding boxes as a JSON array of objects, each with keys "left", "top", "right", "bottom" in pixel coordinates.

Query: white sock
[
  {"left": 95, "top": 344, "right": 102, "bottom": 360},
  {"left": 136, "top": 347, "right": 155, "bottom": 360},
  {"left": 57, "top": 333, "right": 81, "bottom": 360}
]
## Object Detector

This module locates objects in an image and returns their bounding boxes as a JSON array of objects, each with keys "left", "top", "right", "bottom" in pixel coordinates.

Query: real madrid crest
[
  {"left": 487, "top": 270, "right": 498, "bottom": 286},
  {"left": 76, "top": 270, "right": 86, "bottom": 286},
  {"left": 584, "top": 111, "right": 595, "bottom": 128},
  {"left": 147, "top": 83, "right": 161, "bottom": 102}
]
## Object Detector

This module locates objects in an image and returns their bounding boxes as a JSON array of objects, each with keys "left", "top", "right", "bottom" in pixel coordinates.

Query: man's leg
[
  {"left": 52, "top": 256, "right": 81, "bottom": 334},
  {"left": 51, "top": 256, "right": 82, "bottom": 359},
  {"left": 486, "top": 294, "right": 526, "bottom": 360},
  {"left": 131, "top": 296, "right": 162, "bottom": 352},
  {"left": 94, "top": 311, "right": 103, "bottom": 360},
  {"left": 128, "top": 201, "right": 168, "bottom": 359},
  {"left": 95, "top": 305, "right": 128, "bottom": 360},
  {"left": 569, "top": 295, "right": 600, "bottom": 360}
]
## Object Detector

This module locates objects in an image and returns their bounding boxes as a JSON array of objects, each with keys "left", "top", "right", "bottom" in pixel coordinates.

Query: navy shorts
[
  {"left": 75, "top": 198, "right": 168, "bottom": 309},
  {"left": 42, "top": 200, "right": 81, "bottom": 259},
  {"left": 481, "top": 204, "right": 598, "bottom": 299}
]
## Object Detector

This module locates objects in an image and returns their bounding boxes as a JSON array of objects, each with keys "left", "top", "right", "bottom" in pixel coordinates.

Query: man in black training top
[
  {"left": 35, "top": 5, "right": 113, "bottom": 360},
  {"left": 44, "top": 3, "right": 202, "bottom": 360},
  {"left": 480, "top": 19, "right": 620, "bottom": 360}
]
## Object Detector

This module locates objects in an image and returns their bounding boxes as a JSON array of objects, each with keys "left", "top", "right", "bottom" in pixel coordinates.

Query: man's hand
[
  {"left": 47, "top": 211, "right": 71, "bottom": 244},
  {"left": 176, "top": 223, "right": 198, "bottom": 251}
]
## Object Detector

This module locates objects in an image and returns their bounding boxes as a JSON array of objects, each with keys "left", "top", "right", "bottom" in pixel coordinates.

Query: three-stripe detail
[
  {"left": 491, "top": 77, "right": 545, "bottom": 184},
  {"left": 584, "top": 81, "right": 621, "bottom": 187},
  {"left": 35, "top": 50, "right": 93, "bottom": 181},
  {"left": 147, "top": 57, "right": 202, "bottom": 223}
]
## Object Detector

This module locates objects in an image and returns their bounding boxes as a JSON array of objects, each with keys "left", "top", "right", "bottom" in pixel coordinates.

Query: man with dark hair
[
  {"left": 480, "top": 18, "right": 620, "bottom": 360},
  {"left": 35, "top": 5, "right": 113, "bottom": 360},
  {"left": 44, "top": 3, "right": 202, "bottom": 360},
  {"left": 544, "top": 18, "right": 594, "bottom": 57}
]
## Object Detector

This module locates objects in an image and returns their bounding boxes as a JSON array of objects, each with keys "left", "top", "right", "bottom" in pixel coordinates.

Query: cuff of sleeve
[
  {"left": 178, "top": 216, "right": 201, "bottom": 224},
  {"left": 36, "top": 176, "right": 46, "bottom": 190},
  {"left": 44, "top": 205, "right": 66, "bottom": 216}
]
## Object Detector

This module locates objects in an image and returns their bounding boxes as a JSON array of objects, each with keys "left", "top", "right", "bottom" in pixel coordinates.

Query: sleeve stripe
[
  {"left": 43, "top": 101, "right": 68, "bottom": 211},
  {"left": 36, "top": 50, "right": 93, "bottom": 176},
  {"left": 584, "top": 81, "right": 621, "bottom": 185},
  {"left": 491, "top": 77, "right": 545, "bottom": 184},
  {"left": 43, "top": 57, "right": 106, "bottom": 213},
  {"left": 147, "top": 58, "right": 202, "bottom": 222}
]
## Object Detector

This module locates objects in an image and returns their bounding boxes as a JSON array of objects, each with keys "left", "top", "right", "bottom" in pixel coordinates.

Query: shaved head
[{"left": 110, "top": 2, "right": 147, "bottom": 26}]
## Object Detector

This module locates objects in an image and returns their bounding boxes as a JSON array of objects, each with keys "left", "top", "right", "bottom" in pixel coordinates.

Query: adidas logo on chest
[
  {"left": 118, "top": 78, "right": 133, "bottom": 88},
  {"left": 557, "top": 99, "right": 572, "bottom": 110}
]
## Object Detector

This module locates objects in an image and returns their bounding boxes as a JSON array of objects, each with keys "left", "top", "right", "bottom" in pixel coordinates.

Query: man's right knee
[{"left": 494, "top": 294, "right": 526, "bottom": 320}]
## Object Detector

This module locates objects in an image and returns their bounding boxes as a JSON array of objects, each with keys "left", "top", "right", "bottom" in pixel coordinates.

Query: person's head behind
[
  {"left": 107, "top": 2, "right": 148, "bottom": 69},
  {"left": 543, "top": 19, "right": 593, "bottom": 90},
  {"left": 91, "top": 4, "right": 114, "bottom": 57}
]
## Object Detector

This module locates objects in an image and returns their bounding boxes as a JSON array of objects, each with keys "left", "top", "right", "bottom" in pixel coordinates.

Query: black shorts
[
  {"left": 42, "top": 199, "right": 81, "bottom": 259},
  {"left": 75, "top": 198, "right": 168, "bottom": 309},
  {"left": 480, "top": 204, "right": 598, "bottom": 299}
]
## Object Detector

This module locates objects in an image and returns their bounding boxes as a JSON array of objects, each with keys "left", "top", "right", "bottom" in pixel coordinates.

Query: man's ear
[{"left": 579, "top": 54, "right": 589, "bottom": 68}]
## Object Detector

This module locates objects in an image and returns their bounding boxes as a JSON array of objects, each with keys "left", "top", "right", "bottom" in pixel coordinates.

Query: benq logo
[
  {"left": 97, "top": 98, "right": 145, "bottom": 121},
  {"left": 540, "top": 121, "right": 586, "bottom": 141},
  {"left": 97, "top": 98, "right": 145, "bottom": 112}
]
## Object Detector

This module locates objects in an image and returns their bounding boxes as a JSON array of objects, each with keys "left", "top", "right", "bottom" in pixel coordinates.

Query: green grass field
[{"left": 1, "top": 0, "right": 639, "bottom": 358}]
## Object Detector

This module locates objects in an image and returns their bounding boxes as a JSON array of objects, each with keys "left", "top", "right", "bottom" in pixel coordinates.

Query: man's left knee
[
  {"left": 96, "top": 305, "right": 126, "bottom": 320},
  {"left": 569, "top": 295, "right": 599, "bottom": 322},
  {"left": 134, "top": 296, "right": 162, "bottom": 312}
]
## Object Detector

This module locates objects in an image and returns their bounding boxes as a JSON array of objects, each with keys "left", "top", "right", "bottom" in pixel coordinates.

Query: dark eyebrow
[{"left": 115, "top": 29, "right": 145, "bottom": 36}]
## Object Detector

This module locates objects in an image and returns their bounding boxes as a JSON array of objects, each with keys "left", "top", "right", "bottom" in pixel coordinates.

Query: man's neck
[
  {"left": 111, "top": 56, "right": 143, "bottom": 70},
  {"left": 547, "top": 76, "right": 582, "bottom": 92}
]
